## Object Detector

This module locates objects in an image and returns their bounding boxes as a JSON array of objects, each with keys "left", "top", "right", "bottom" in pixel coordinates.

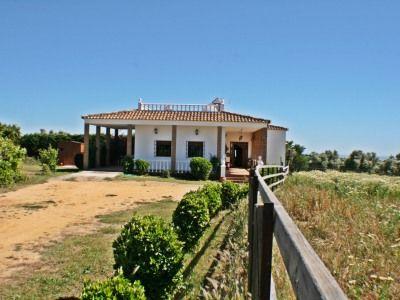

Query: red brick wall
[
  {"left": 58, "top": 141, "right": 84, "bottom": 166},
  {"left": 251, "top": 128, "right": 268, "bottom": 162}
]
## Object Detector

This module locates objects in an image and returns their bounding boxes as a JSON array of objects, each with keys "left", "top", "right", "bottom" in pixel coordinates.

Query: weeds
[{"left": 275, "top": 171, "right": 400, "bottom": 299}]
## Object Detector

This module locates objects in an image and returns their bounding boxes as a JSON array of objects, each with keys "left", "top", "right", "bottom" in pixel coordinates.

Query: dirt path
[{"left": 0, "top": 177, "right": 199, "bottom": 280}]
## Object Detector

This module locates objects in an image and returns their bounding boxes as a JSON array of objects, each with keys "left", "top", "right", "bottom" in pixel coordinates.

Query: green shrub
[
  {"left": 190, "top": 157, "right": 212, "bottom": 180},
  {"left": 134, "top": 159, "right": 150, "bottom": 175},
  {"left": 122, "top": 156, "right": 135, "bottom": 174},
  {"left": 238, "top": 184, "right": 249, "bottom": 199},
  {"left": 0, "top": 137, "right": 26, "bottom": 187},
  {"left": 199, "top": 183, "right": 222, "bottom": 217},
  {"left": 38, "top": 146, "right": 58, "bottom": 173},
  {"left": 161, "top": 169, "right": 171, "bottom": 178},
  {"left": 113, "top": 215, "right": 184, "bottom": 300},
  {"left": 209, "top": 155, "right": 220, "bottom": 178},
  {"left": 81, "top": 270, "right": 146, "bottom": 300},
  {"left": 172, "top": 191, "right": 210, "bottom": 251},
  {"left": 221, "top": 181, "right": 241, "bottom": 208}
]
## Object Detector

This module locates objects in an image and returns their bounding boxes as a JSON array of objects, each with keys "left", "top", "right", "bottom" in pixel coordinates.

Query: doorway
[{"left": 230, "top": 142, "right": 248, "bottom": 168}]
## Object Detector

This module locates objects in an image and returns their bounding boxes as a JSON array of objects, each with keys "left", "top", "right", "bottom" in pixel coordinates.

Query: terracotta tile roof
[
  {"left": 82, "top": 109, "right": 270, "bottom": 124},
  {"left": 268, "top": 124, "right": 288, "bottom": 131}
]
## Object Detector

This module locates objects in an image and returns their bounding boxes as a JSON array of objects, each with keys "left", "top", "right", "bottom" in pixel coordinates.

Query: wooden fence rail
[{"left": 248, "top": 165, "right": 347, "bottom": 300}]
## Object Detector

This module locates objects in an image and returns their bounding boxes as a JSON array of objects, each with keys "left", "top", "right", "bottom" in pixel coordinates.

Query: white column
[
  {"left": 217, "top": 126, "right": 226, "bottom": 178},
  {"left": 83, "top": 123, "right": 90, "bottom": 169},
  {"left": 127, "top": 126, "right": 133, "bottom": 156}
]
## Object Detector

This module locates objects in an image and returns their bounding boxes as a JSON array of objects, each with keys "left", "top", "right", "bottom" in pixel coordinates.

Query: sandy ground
[{"left": 0, "top": 176, "right": 199, "bottom": 281}]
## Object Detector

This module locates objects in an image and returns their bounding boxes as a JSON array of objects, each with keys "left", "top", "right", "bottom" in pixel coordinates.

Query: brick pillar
[
  {"left": 83, "top": 123, "right": 90, "bottom": 169},
  {"left": 171, "top": 125, "right": 177, "bottom": 172},
  {"left": 127, "top": 126, "right": 133, "bottom": 156},
  {"left": 105, "top": 127, "right": 111, "bottom": 166},
  {"left": 251, "top": 127, "right": 268, "bottom": 165},
  {"left": 95, "top": 126, "right": 101, "bottom": 167}
]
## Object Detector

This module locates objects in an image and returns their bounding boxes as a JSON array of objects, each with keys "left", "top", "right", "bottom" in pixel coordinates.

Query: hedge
[
  {"left": 172, "top": 191, "right": 210, "bottom": 251},
  {"left": 199, "top": 183, "right": 222, "bottom": 217},
  {"left": 189, "top": 157, "right": 212, "bottom": 180},
  {"left": 113, "top": 215, "right": 184, "bottom": 300},
  {"left": 221, "top": 181, "right": 241, "bottom": 208},
  {"left": 81, "top": 271, "right": 146, "bottom": 300}
]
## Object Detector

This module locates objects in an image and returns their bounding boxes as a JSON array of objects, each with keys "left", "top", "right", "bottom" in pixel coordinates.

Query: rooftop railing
[{"left": 138, "top": 102, "right": 223, "bottom": 112}]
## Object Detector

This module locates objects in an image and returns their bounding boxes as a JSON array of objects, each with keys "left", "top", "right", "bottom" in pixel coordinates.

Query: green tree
[
  {"left": 0, "top": 123, "right": 21, "bottom": 144},
  {"left": 286, "top": 141, "right": 309, "bottom": 171}
]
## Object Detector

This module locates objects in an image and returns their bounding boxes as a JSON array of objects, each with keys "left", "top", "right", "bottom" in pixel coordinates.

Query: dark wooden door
[{"left": 230, "top": 142, "right": 248, "bottom": 168}]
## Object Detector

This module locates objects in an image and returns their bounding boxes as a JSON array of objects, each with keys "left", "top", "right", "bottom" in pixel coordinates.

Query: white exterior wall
[
  {"left": 135, "top": 125, "right": 218, "bottom": 172},
  {"left": 176, "top": 126, "right": 218, "bottom": 165},
  {"left": 225, "top": 132, "right": 253, "bottom": 158},
  {"left": 267, "top": 129, "right": 286, "bottom": 165},
  {"left": 134, "top": 125, "right": 172, "bottom": 170}
]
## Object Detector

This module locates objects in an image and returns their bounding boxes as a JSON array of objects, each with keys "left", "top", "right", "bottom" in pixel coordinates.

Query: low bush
[
  {"left": 172, "top": 191, "right": 210, "bottom": 251},
  {"left": 190, "top": 157, "right": 212, "bottom": 180},
  {"left": 122, "top": 156, "right": 135, "bottom": 174},
  {"left": 221, "top": 181, "right": 241, "bottom": 208},
  {"left": 113, "top": 215, "right": 184, "bottom": 300},
  {"left": 81, "top": 271, "right": 146, "bottom": 300},
  {"left": 238, "top": 184, "right": 249, "bottom": 200},
  {"left": 161, "top": 169, "right": 171, "bottom": 178},
  {"left": 199, "top": 183, "right": 222, "bottom": 217},
  {"left": 209, "top": 155, "right": 220, "bottom": 178},
  {"left": 38, "top": 146, "right": 58, "bottom": 173},
  {"left": 0, "top": 137, "right": 26, "bottom": 187},
  {"left": 134, "top": 159, "right": 150, "bottom": 175}
]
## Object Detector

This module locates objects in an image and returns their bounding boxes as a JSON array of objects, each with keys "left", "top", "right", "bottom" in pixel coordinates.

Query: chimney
[{"left": 211, "top": 97, "right": 225, "bottom": 111}]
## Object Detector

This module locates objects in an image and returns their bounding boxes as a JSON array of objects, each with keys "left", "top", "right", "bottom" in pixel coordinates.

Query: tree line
[{"left": 286, "top": 141, "right": 400, "bottom": 176}]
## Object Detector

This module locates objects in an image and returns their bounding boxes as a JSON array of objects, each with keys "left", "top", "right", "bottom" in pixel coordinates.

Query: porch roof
[{"left": 82, "top": 109, "right": 270, "bottom": 124}]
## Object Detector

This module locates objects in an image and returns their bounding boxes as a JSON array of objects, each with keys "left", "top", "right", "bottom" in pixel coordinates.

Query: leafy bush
[
  {"left": 134, "top": 159, "right": 150, "bottom": 175},
  {"left": 199, "top": 183, "right": 222, "bottom": 217},
  {"left": 190, "top": 157, "right": 212, "bottom": 180},
  {"left": 238, "top": 184, "right": 249, "bottom": 200},
  {"left": 172, "top": 191, "right": 210, "bottom": 251},
  {"left": 209, "top": 155, "right": 220, "bottom": 178},
  {"left": 122, "top": 156, "right": 135, "bottom": 174},
  {"left": 161, "top": 169, "right": 171, "bottom": 178},
  {"left": 0, "top": 137, "right": 26, "bottom": 187},
  {"left": 113, "top": 215, "right": 184, "bottom": 300},
  {"left": 81, "top": 270, "right": 146, "bottom": 300},
  {"left": 221, "top": 181, "right": 241, "bottom": 208},
  {"left": 38, "top": 146, "right": 58, "bottom": 173}
]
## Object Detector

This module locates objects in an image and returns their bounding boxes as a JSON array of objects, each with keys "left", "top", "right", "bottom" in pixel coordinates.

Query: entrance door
[{"left": 230, "top": 142, "right": 248, "bottom": 168}]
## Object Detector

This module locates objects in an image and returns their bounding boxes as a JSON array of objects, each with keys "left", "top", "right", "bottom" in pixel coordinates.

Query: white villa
[{"left": 82, "top": 98, "right": 287, "bottom": 179}]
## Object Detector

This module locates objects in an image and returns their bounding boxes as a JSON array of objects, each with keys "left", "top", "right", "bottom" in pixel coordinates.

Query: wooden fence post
[
  {"left": 258, "top": 202, "right": 275, "bottom": 300},
  {"left": 248, "top": 168, "right": 258, "bottom": 294}
]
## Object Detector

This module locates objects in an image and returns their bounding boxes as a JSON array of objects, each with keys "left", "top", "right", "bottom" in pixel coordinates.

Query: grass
[
  {"left": 113, "top": 173, "right": 215, "bottom": 185},
  {"left": 274, "top": 171, "right": 400, "bottom": 299},
  {"left": 0, "top": 197, "right": 239, "bottom": 299},
  {"left": 0, "top": 200, "right": 178, "bottom": 299},
  {"left": 200, "top": 198, "right": 250, "bottom": 299},
  {"left": 0, "top": 157, "right": 77, "bottom": 194}
]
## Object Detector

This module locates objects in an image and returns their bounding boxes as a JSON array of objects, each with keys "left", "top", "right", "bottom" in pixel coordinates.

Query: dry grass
[
  {"left": 275, "top": 171, "right": 400, "bottom": 299},
  {"left": 201, "top": 199, "right": 250, "bottom": 299}
]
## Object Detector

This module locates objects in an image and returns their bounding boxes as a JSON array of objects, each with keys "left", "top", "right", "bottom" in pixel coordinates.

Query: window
[
  {"left": 155, "top": 141, "right": 171, "bottom": 157},
  {"left": 187, "top": 141, "right": 204, "bottom": 158}
]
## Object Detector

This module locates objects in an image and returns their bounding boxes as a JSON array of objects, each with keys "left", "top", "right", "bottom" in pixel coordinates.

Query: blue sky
[{"left": 0, "top": 1, "right": 399, "bottom": 156}]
